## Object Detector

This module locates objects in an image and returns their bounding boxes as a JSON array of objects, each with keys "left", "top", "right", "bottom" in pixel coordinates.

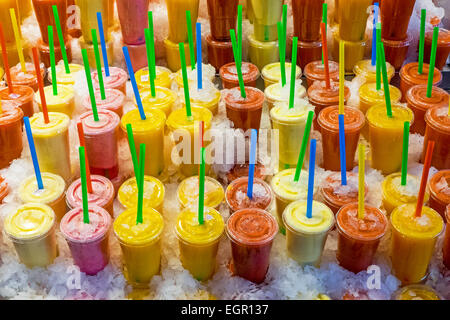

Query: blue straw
[
  {"left": 338, "top": 114, "right": 347, "bottom": 185},
  {"left": 196, "top": 23, "right": 202, "bottom": 90},
  {"left": 247, "top": 129, "right": 258, "bottom": 199},
  {"left": 306, "top": 139, "right": 317, "bottom": 219},
  {"left": 122, "top": 46, "right": 146, "bottom": 120},
  {"left": 371, "top": 3, "right": 379, "bottom": 66},
  {"left": 24, "top": 117, "right": 44, "bottom": 190},
  {"left": 96, "top": 12, "right": 109, "bottom": 77}
]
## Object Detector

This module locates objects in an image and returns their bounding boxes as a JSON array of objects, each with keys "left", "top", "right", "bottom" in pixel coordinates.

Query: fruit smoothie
[
  {"left": 0, "top": 101, "right": 23, "bottom": 169},
  {"left": 76, "top": 0, "right": 110, "bottom": 43},
  {"left": 270, "top": 168, "right": 312, "bottom": 234},
  {"left": 292, "top": 0, "right": 324, "bottom": 41},
  {"left": 399, "top": 62, "right": 442, "bottom": 102},
  {"left": 422, "top": 106, "right": 450, "bottom": 170},
  {"left": 0, "top": 175, "right": 9, "bottom": 203},
  {"left": 366, "top": 103, "right": 414, "bottom": 175},
  {"left": 219, "top": 62, "right": 260, "bottom": 89},
  {"left": 206, "top": 35, "right": 234, "bottom": 72},
  {"left": 166, "top": 106, "right": 213, "bottom": 178},
  {"left": 337, "top": 0, "right": 372, "bottom": 41},
  {"left": 139, "top": 87, "right": 176, "bottom": 118},
  {"left": 207, "top": 0, "right": 238, "bottom": 41},
  {"left": 406, "top": 85, "right": 449, "bottom": 135},
  {"left": 261, "top": 62, "right": 302, "bottom": 88},
  {"left": 283, "top": 200, "right": 334, "bottom": 266},
  {"left": 428, "top": 170, "right": 450, "bottom": 220},
  {"left": 270, "top": 98, "right": 314, "bottom": 169},
  {"left": 382, "top": 36, "right": 412, "bottom": 71},
  {"left": 114, "top": 207, "right": 164, "bottom": 287},
  {"left": 390, "top": 204, "right": 443, "bottom": 284},
  {"left": 424, "top": 28, "right": 450, "bottom": 70},
  {"left": 442, "top": 205, "right": 450, "bottom": 268},
  {"left": 30, "top": 112, "right": 72, "bottom": 182},
  {"left": 353, "top": 59, "right": 395, "bottom": 84},
  {"left": 336, "top": 203, "right": 388, "bottom": 273},
  {"left": 247, "top": 34, "right": 279, "bottom": 71},
  {"left": 66, "top": 175, "right": 115, "bottom": 216},
  {"left": 60, "top": 205, "right": 112, "bottom": 275},
  {"left": 1, "top": 0, "right": 20, "bottom": 45},
  {"left": 226, "top": 162, "right": 267, "bottom": 183},
  {"left": 265, "top": 79, "right": 307, "bottom": 111},
  {"left": 120, "top": 108, "right": 166, "bottom": 178},
  {"left": 181, "top": 82, "right": 221, "bottom": 116},
  {"left": 92, "top": 67, "right": 128, "bottom": 95},
  {"left": 226, "top": 176, "right": 273, "bottom": 214},
  {"left": 116, "top": 0, "right": 148, "bottom": 45},
  {"left": 224, "top": 86, "right": 265, "bottom": 131},
  {"left": 175, "top": 206, "right": 225, "bottom": 281},
  {"left": 135, "top": 66, "right": 173, "bottom": 91},
  {"left": 80, "top": 110, "right": 120, "bottom": 180},
  {"left": 358, "top": 83, "right": 402, "bottom": 115},
  {"left": 249, "top": 0, "right": 283, "bottom": 42},
  {"left": 18, "top": 173, "right": 67, "bottom": 221},
  {"left": 394, "top": 285, "right": 442, "bottom": 300},
  {"left": 296, "top": 39, "right": 323, "bottom": 70},
  {"left": 4, "top": 203, "right": 57, "bottom": 268},
  {"left": 174, "top": 64, "right": 216, "bottom": 90},
  {"left": 304, "top": 60, "right": 340, "bottom": 88},
  {"left": 226, "top": 208, "right": 278, "bottom": 283},
  {"left": 379, "top": 0, "right": 416, "bottom": 40},
  {"left": 32, "top": 0, "right": 68, "bottom": 44},
  {"left": 164, "top": 39, "right": 192, "bottom": 72},
  {"left": 10, "top": 62, "right": 45, "bottom": 92},
  {"left": 34, "top": 85, "right": 75, "bottom": 116},
  {"left": 0, "top": 85, "right": 35, "bottom": 117},
  {"left": 332, "top": 32, "right": 367, "bottom": 73},
  {"left": 382, "top": 173, "right": 428, "bottom": 216},
  {"left": 117, "top": 175, "right": 165, "bottom": 213},
  {"left": 47, "top": 62, "right": 83, "bottom": 86},
  {"left": 177, "top": 176, "right": 224, "bottom": 209},
  {"left": 318, "top": 106, "right": 365, "bottom": 171},
  {"left": 165, "top": 0, "right": 199, "bottom": 43},
  {"left": 81, "top": 88, "right": 125, "bottom": 117}
]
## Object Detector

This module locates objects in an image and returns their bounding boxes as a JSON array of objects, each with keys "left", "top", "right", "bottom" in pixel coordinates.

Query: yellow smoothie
[
  {"left": 181, "top": 82, "right": 221, "bottom": 115},
  {"left": 247, "top": 33, "right": 279, "bottom": 72},
  {"left": 47, "top": 63, "right": 84, "bottom": 86},
  {"left": 261, "top": 62, "right": 302, "bottom": 88},
  {"left": 117, "top": 175, "right": 165, "bottom": 213},
  {"left": 175, "top": 206, "right": 224, "bottom": 281},
  {"left": 358, "top": 83, "right": 402, "bottom": 115},
  {"left": 177, "top": 176, "right": 224, "bottom": 209},
  {"left": 173, "top": 64, "right": 216, "bottom": 90},
  {"left": 34, "top": 85, "right": 75, "bottom": 117},
  {"left": 138, "top": 86, "right": 177, "bottom": 117},
  {"left": 164, "top": 39, "right": 192, "bottom": 72},
  {"left": 135, "top": 66, "right": 173, "bottom": 90},
  {"left": 265, "top": 79, "right": 307, "bottom": 110},
  {"left": 166, "top": 0, "right": 199, "bottom": 44},
  {"left": 353, "top": 59, "right": 395, "bottom": 84}
]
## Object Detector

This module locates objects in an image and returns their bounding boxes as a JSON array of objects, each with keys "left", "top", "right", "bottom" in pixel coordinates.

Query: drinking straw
[
  {"left": 376, "top": 22, "right": 381, "bottom": 91},
  {"left": 126, "top": 124, "right": 140, "bottom": 184},
  {"left": 237, "top": 5, "right": 243, "bottom": 63},
  {"left": 306, "top": 139, "right": 317, "bottom": 219},
  {"left": 186, "top": 11, "right": 195, "bottom": 70},
  {"left": 179, "top": 43, "right": 193, "bottom": 118},
  {"left": 24, "top": 117, "right": 44, "bottom": 190},
  {"left": 230, "top": 30, "right": 246, "bottom": 99},
  {"left": 123, "top": 46, "right": 146, "bottom": 120},
  {"left": 378, "top": 42, "right": 392, "bottom": 118},
  {"left": 79, "top": 146, "right": 90, "bottom": 224},
  {"left": 414, "top": 141, "right": 435, "bottom": 218},
  {"left": 321, "top": 2, "right": 327, "bottom": 64},
  {"left": 0, "top": 23, "right": 13, "bottom": 93},
  {"left": 426, "top": 27, "right": 439, "bottom": 98},
  {"left": 52, "top": 5, "right": 70, "bottom": 74},
  {"left": 358, "top": 143, "right": 365, "bottom": 220},
  {"left": 339, "top": 40, "right": 345, "bottom": 114},
  {"left": 277, "top": 22, "right": 286, "bottom": 87},
  {"left": 91, "top": 29, "right": 106, "bottom": 100},
  {"left": 371, "top": 3, "right": 379, "bottom": 66},
  {"left": 294, "top": 111, "right": 314, "bottom": 182},
  {"left": 247, "top": 129, "right": 258, "bottom": 199},
  {"left": 32, "top": 47, "right": 50, "bottom": 123},
  {"left": 76, "top": 121, "right": 93, "bottom": 193},
  {"left": 148, "top": 12, "right": 156, "bottom": 81},
  {"left": 144, "top": 29, "right": 156, "bottom": 98},
  {"left": 321, "top": 22, "right": 330, "bottom": 89},
  {"left": 289, "top": 37, "right": 298, "bottom": 110},
  {"left": 418, "top": 9, "right": 426, "bottom": 75},
  {"left": 198, "top": 147, "right": 205, "bottom": 225},
  {"left": 48, "top": 26, "right": 58, "bottom": 96},
  {"left": 9, "top": 8, "right": 25, "bottom": 73},
  {"left": 96, "top": 12, "right": 110, "bottom": 77},
  {"left": 81, "top": 49, "right": 100, "bottom": 122},
  {"left": 401, "top": 121, "right": 410, "bottom": 186},
  {"left": 196, "top": 23, "right": 202, "bottom": 90},
  {"left": 338, "top": 114, "right": 347, "bottom": 186},
  {"left": 282, "top": 4, "right": 287, "bottom": 45},
  {"left": 136, "top": 143, "right": 145, "bottom": 224}
]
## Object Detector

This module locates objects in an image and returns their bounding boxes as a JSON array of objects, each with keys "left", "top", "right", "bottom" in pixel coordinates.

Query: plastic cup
[
  {"left": 337, "top": 0, "right": 372, "bottom": 41},
  {"left": 117, "top": 175, "right": 165, "bottom": 213},
  {"left": 379, "top": 0, "right": 416, "bottom": 40},
  {"left": 60, "top": 205, "right": 112, "bottom": 275},
  {"left": 394, "top": 285, "right": 442, "bottom": 300},
  {"left": 175, "top": 206, "right": 224, "bottom": 281},
  {"left": 37, "top": 39, "right": 73, "bottom": 69},
  {"left": 390, "top": 204, "right": 443, "bottom": 284},
  {"left": 366, "top": 103, "right": 414, "bottom": 175},
  {"left": 10, "top": 62, "right": 45, "bottom": 92},
  {"left": 0, "top": 175, "right": 9, "bottom": 203},
  {"left": 225, "top": 176, "right": 273, "bottom": 214},
  {"left": 173, "top": 63, "right": 216, "bottom": 90},
  {"left": 442, "top": 205, "right": 450, "bottom": 269},
  {"left": 336, "top": 203, "right": 388, "bottom": 273},
  {"left": 92, "top": 67, "right": 128, "bottom": 95},
  {"left": 226, "top": 162, "right": 267, "bottom": 183},
  {"left": 79, "top": 35, "right": 114, "bottom": 69},
  {"left": 18, "top": 173, "right": 67, "bottom": 221},
  {"left": 381, "top": 173, "right": 428, "bottom": 216},
  {"left": 33, "top": 0, "right": 68, "bottom": 45},
  {"left": 304, "top": 60, "right": 339, "bottom": 88},
  {"left": 177, "top": 176, "right": 224, "bottom": 209},
  {"left": 292, "top": 0, "right": 324, "bottom": 41},
  {"left": 81, "top": 88, "right": 125, "bottom": 118},
  {"left": 34, "top": 85, "right": 75, "bottom": 117},
  {"left": 422, "top": 106, "right": 450, "bottom": 170},
  {"left": 424, "top": 27, "right": 450, "bottom": 70},
  {"left": 332, "top": 31, "right": 367, "bottom": 73},
  {"left": 0, "top": 101, "right": 23, "bottom": 169},
  {"left": 427, "top": 170, "right": 450, "bottom": 220},
  {"left": 265, "top": 80, "right": 307, "bottom": 111},
  {"left": 399, "top": 62, "right": 442, "bottom": 102},
  {"left": 207, "top": 0, "right": 238, "bottom": 41},
  {"left": 165, "top": 0, "right": 199, "bottom": 43},
  {"left": 226, "top": 208, "right": 278, "bottom": 283},
  {"left": 318, "top": 105, "right": 365, "bottom": 171},
  {"left": 0, "top": 85, "right": 35, "bottom": 117},
  {"left": 114, "top": 207, "right": 164, "bottom": 287},
  {"left": 30, "top": 112, "right": 72, "bottom": 182},
  {"left": 4, "top": 203, "right": 57, "bottom": 268},
  {"left": 382, "top": 36, "right": 412, "bottom": 70},
  {"left": 138, "top": 87, "right": 177, "bottom": 118},
  {"left": 261, "top": 62, "right": 302, "bottom": 88},
  {"left": 47, "top": 62, "right": 84, "bottom": 86},
  {"left": 135, "top": 66, "right": 173, "bottom": 91},
  {"left": 353, "top": 59, "right": 395, "bottom": 84},
  {"left": 164, "top": 39, "right": 192, "bottom": 72},
  {"left": 250, "top": 0, "right": 283, "bottom": 42},
  {"left": 116, "top": 0, "right": 148, "bottom": 45},
  {"left": 180, "top": 82, "right": 221, "bottom": 116},
  {"left": 247, "top": 33, "right": 280, "bottom": 71},
  {"left": 223, "top": 86, "right": 265, "bottom": 131},
  {"left": 219, "top": 62, "right": 260, "bottom": 89},
  {"left": 77, "top": 0, "right": 111, "bottom": 43},
  {"left": 296, "top": 39, "right": 322, "bottom": 70},
  {"left": 206, "top": 35, "right": 234, "bottom": 72},
  {"left": 283, "top": 200, "right": 334, "bottom": 266}
]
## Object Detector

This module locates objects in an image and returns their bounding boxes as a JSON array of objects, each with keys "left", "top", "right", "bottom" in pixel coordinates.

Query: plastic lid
[
  {"left": 223, "top": 86, "right": 265, "bottom": 111},
  {"left": 262, "top": 62, "right": 302, "bottom": 83},
  {"left": 318, "top": 105, "right": 365, "bottom": 132},
  {"left": 307, "top": 80, "right": 350, "bottom": 106},
  {"left": 304, "top": 60, "right": 339, "bottom": 82},
  {"left": 117, "top": 175, "right": 165, "bottom": 210},
  {"left": 428, "top": 170, "right": 450, "bottom": 205},
  {"left": 0, "top": 85, "right": 34, "bottom": 103},
  {"left": 82, "top": 88, "right": 125, "bottom": 112},
  {"left": 406, "top": 85, "right": 449, "bottom": 112},
  {"left": 141, "top": 86, "right": 176, "bottom": 108},
  {"left": 321, "top": 172, "right": 363, "bottom": 207},
  {"left": 425, "top": 106, "right": 450, "bottom": 134},
  {"left": 366, "top": 103, "right": 414, "bottom": 129},
  {"left": 93, "top": 66, "right": 127, "bottom": 87},
  {"left": 0, "top": 101, "right": 23, "bottom": 125},
  {"left": 177, "top": 176, "right": 224, "bottom": 208},
  {"left": 226, "top": 177, "right": 273, "bottom": 212},
  {"left": 120, "top": 107, "right": 166, "bottom": 133},
  {"left": 29, "top": 112, "right": 70, "bottom": 136},
  {"left": 265, "top": 80, "right": 307, "bottom": 103},
  {"left": 400, "top": 62, "right": 442, "bottom": 86},
  {"left": 67, "top": 175, "right": 114, "bottom": 209},
  {"left": 270, "top": 168, "right": 310, "bottom": 201},
  {"left": 48, "top": 63, "right": 83, "bottom": 84},
  {"left": 19, "top": 173, "right": 66, "bottom": 204},
  {"left": 35, "top": 85, "right": 74, "bottom": 106},
  {"left": 166, "top": 106, "right": 212, "bottom": 132},
  {"left": 359, "top": 83, "right": 402, "bottom": 104},
  {"left": 135, "top": 66, "right": 172, "bottom": 88},
  {"left": 382, "top": 173, "right": 423, "bottom": 205},
  {"left": 80, "top": 109, "right": 120, "bottom": 135},
  {"left": 220, "top": 62, "right": 260, "bottom": 83},
  {"left": 270, "top": 98, "right": 313, "bottom": 124},
  {"left": 283, "top": 200, "right": 334, "bottom": 234}
]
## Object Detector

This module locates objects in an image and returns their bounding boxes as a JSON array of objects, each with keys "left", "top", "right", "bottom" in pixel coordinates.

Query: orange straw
[
  {"left": 76, "top": 121, "right": 93, "bottom": 193},
  {"left": 32, "top": 48, "right": 50, "bottom": 124},
  {"left": 320, "top": 22, "right": 330, "bottom": 89},
  {"left": 415, "top": 141, "right": 435, "bottom": 217},
  {"left": 0, "top": 23, "right": 13, "bottom": 94}
]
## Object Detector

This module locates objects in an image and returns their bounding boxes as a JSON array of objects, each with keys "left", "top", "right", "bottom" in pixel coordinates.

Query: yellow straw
[
  {"left": 358, "top": 143, "right": 365, "bottom": 220},
  {"left": 9, "top": 8, "right": 26, "bottom": 73},
  {"left": 338, "top": 40, "right": 345, "bottom": 114}
]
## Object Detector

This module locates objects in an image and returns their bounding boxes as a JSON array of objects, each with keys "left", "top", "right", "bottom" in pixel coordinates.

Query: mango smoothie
[
  {"left": 366, "top": 103, "right": 414, "bottom": 175},
  {"left": 265, "top": 79, "right": 307, "bottom": 111},
  {"left": 394, "top": 285, "right": 442, "bottom": 300},
  {"left": 175, "top": 206, "right": 224, "bottom": 281},
  {"left": 166, "top": 0, "right": 199, "bottom": 43},
  {"left": 34, "top": 85, "right": 75, "bottom": 117},
  {"left": 47, "top": 63, "right": 84, "bottom": 86},
  {"left": 117, "top": 175, "right": 165, "bottom": 213},
  {"left": 181, "top": 82, "right": 221, "bottom": 116},
  {"left": 135, "top": 66, "right": 173, "bottom": 90},
  {"left": 390, "top": 204, "right": 444, "bottom": 284},
  {"left": 247, "top": 33, "right": 279, "bottom": 72},
  {"left": 4, "top": 203, "right": 57, "bottom": 268},
  {"left": 353, "top": 59, "right": 395, "bottom": 84},
  {"left": 261, "top": 62, "right": 302, "bottom": 88},
  {"left": 177, "top": 176, "right": 224, "bottom": 209},
  {"left": 18, "top": 173, "right": 67, "bottom": 221},
  {"left": 138, "top": 87, "right": 177, "bottom": 118},
  {"left": 114, "top": 207, "right": 164, "bottom": 287},
  {"left": 283, "top": 200, "right": 334, "bottom": 266}
]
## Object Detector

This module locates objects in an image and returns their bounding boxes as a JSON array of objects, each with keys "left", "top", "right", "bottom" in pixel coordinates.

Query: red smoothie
[{"left": 224, "top": 86, "right": 265, "bottom": 131}]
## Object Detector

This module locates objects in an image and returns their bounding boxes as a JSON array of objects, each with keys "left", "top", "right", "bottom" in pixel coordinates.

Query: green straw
[
  {"left": 418, "top": 9, "right": 426, "bottom": 75},
  {"left": 179, "top": 43, "right": 192, "bottom": 118},
  {"left": 237, "top": 5, "right": 243, "bottom": 63},
  {"left": 321, "top": 3, "right": 327, "bottom": 64},
  {"left": 282, "top": 4, "right": 287, "bottom": 42},
  {"left": 52, "top": 5, "right": 70, "bottom": 74},
  {"left": 230, "top": 29, "right": 246, "bottom": 99},
  {"left": 401, "top": 121, "right": 410, "bottom": 186},
  {"left": 277, "top": 22, "right": 286, "bottom": 87},
  {"left": 81, "top": 49, "right": 100, "bottom": 122},
  {"left": 91, "top": 29, "right": 106, "bottom": 100},
  {"left": 186, "top": 11, "right": 195, "bottom": 70},
  {"left": 48, "top": 26, "right": 58, "bottom": 96},
  {"left": 294, "top": 111, "right": 314, "bottom": 182},
  {"left": 198, "top": 147, "right": 205, "bottom": 225},
  {"left": 148, "top": 11, "right": 156, "bottom": 80},
  {"left": 289, "top": 37, "right": 298, "bottom": 109},
  {"left": 145, "top": 28, "right": 156, "bottom": 98},
  {"left": 376, "top": 22, "right": 381, "bottom": 91},
  {"left": 79, "top": 146, "right": 90, "bottom": 224},
  {"left": 378, "top": 42, "right": 392, "bottom": 118},
  {"left": 136, "top": 143, "right": 145, "bottom": 225},
  {"left": 426, "top": 27, "right": 439, "bottom": 98},
  {"left": 126, "top": 123, "right": 140, "bottom": 183}
]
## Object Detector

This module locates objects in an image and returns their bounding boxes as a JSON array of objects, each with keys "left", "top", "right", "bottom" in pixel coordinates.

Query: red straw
[
  {"left": 32, "top": 48, "right": 50, "bottom": 123},
  {"left": 415, "top": 141, "right": 435, "bottom": 217},
  {"left": 77, "top": 121, "right": 93, "bottom": 193},
  {"left": 320, "top": 22, "right": 330, "bottom": 89},
  {"left": 0, "top": 23, "right": 13, "bottom": 93}
]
